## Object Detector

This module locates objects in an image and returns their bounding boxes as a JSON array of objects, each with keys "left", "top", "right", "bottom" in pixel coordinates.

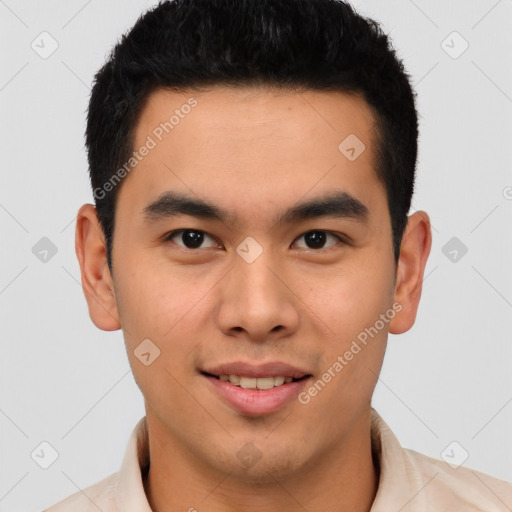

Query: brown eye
[
  {"left": 293, "top": 230, "right": 342, "bottom": 250},
  {"left": 167, "top": 230, "right": 218, "bottom": 249}
]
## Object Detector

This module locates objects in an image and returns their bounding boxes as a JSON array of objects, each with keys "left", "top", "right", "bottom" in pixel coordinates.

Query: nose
[{"left": 215, "top": 250, "right": 301, "bottom": 343}]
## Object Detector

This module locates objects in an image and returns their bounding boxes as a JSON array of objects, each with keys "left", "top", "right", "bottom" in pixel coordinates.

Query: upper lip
[{"left": 202, "top": 361, "right": 311, "bottom": 379}]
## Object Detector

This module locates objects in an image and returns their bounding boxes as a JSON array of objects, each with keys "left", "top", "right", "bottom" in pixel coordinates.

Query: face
[{"left": 78, "top": 85, "right": 431, "bottom": 483}]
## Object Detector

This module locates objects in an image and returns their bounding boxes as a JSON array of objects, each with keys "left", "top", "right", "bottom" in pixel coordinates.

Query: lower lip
[{"left": 203, "top": 375, "right": 310, "bottom": 416}]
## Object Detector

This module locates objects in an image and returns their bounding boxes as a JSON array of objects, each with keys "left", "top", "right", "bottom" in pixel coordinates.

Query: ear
[
  {"left": 388, "top": 211, "right": 432, "bottom": 335},
  {"left": 75, "top": 204, "right": 121, "bottom": 331}
]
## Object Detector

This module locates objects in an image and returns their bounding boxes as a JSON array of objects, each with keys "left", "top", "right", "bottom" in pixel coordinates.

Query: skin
[{"left": 76, "top": 86, "right": 431, "bottom": 512}]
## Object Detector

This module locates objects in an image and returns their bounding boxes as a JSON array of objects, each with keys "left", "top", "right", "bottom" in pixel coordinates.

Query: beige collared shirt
[{"left": 44, "top": 409, "right": 512, "bottom": 511}]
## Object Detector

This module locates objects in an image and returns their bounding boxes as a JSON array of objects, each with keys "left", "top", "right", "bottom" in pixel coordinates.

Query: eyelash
[{"left": 162, "top": 229, "right": 348, "bottom": 252}]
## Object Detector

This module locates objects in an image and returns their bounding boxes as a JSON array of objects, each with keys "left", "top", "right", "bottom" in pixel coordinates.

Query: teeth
[
  {"left": 240, "top": 377, "right": 257, "bottom": 389},
  {"left": 274, "top": 376, "right": 285, "bottom": 386},
  {"left": 228, "top": 375, "right": 241, "bottom": 385},
  {"left": 219, "top": 375, "right": 296, "bottom": 389},
  {"left": 256, "top": 377, "right": 274, "bottom": 390}
]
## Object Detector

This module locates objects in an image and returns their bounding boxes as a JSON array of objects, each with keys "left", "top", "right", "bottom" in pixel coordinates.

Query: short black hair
[{"left": 86, "top": 0, "right": 418, "bottom": 270}]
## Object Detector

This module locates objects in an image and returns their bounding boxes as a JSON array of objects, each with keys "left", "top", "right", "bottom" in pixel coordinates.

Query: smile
[
  {"left": 206, "top": 373, "right": 308, "bottom": 390},
  {"left": 201, "top": 363, "right": 312, "bottom": 416}
]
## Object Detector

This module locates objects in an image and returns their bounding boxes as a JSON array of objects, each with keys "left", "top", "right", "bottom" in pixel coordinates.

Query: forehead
[
  {"left": 123, "top": 85, "right": 386, "bottom": 227},
  {"left": 135, "top": 85, "right": 378, "bottom": 158}
]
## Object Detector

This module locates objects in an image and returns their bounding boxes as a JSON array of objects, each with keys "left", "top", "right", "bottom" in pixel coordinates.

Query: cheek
[
  {"left": 296, "top": 254, "right": 395, "bottom": 342},
  {"left": 113, "top": 259, "right": 220, "bottom": 383},
  {"left": 298, "top": 285, "right": 390, "bottom": 426},
  {"left": 114, "top": 265, "right": 205, "bottom": 405},
  {"left": 114, "top": 259, "right": 198, "bottom": 336},
  {"left": 295, "top": 256, "right": 393, "bottom": 400}
]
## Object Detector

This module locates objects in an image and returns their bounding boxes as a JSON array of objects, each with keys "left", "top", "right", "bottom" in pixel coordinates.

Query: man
[{"left": 45, "top": 0, "right": 512, "bottom": 510}]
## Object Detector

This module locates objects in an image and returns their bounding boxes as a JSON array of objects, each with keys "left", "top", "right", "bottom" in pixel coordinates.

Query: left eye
[{"left": 293, "top": 230, "right": 342, "bottom": 250}]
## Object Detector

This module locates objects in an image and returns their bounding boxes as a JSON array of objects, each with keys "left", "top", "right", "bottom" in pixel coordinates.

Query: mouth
[
  {"left": 201, "top": 372, "right": 310, "bottom": 390},
  {"left": 200, "top": 362, "right": 313, "bottom": 416}
]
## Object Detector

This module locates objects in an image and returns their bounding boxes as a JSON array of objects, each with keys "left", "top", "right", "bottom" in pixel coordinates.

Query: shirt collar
[
  {"left": 115, "top": 416, "right": 152, "bottom": 512},
  {"left": 369, "top": 408, "right": 420, "bottom": 511}
]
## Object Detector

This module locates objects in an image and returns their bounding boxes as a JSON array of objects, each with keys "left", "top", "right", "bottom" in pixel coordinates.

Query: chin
[{"left": 206, "top": 441, "right": 309, "bottom": 484}]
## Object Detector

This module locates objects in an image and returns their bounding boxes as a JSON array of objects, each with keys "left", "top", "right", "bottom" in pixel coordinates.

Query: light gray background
[{"left": 1, "top": 1, "right": 511, "bottom": 510}]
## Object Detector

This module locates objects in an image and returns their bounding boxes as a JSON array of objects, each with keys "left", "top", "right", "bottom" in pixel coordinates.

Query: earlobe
[
  {"left": 389, "top": 211, "right": 432, "bottom": 335},
  {"left": 75, "top": 204, "right": 121, "bottom": 331}
]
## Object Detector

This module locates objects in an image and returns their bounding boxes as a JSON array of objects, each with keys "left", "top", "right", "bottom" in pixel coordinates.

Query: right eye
[{"left": 164, "top": 229, "right": 220, "bottom": 250}]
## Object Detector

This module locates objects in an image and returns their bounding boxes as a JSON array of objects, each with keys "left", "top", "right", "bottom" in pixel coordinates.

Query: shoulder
[
  {"left": 403, "top": 447, "right": 512, "bottom": 511},
  {"left": 43, "top": 472, "right": 118, "bottom": 512},
  {"left": 370, "top": 409, "right": 511, "bottom": 511}
]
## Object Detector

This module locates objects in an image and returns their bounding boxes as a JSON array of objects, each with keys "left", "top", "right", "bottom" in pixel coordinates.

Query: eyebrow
[{"left": 142, "top": 190, "right": 369, "bottom": 227}]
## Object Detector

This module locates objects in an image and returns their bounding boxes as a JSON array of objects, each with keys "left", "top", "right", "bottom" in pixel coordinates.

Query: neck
[{"left": 144, "top": 409, "right": 378, "bottom": 512}]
